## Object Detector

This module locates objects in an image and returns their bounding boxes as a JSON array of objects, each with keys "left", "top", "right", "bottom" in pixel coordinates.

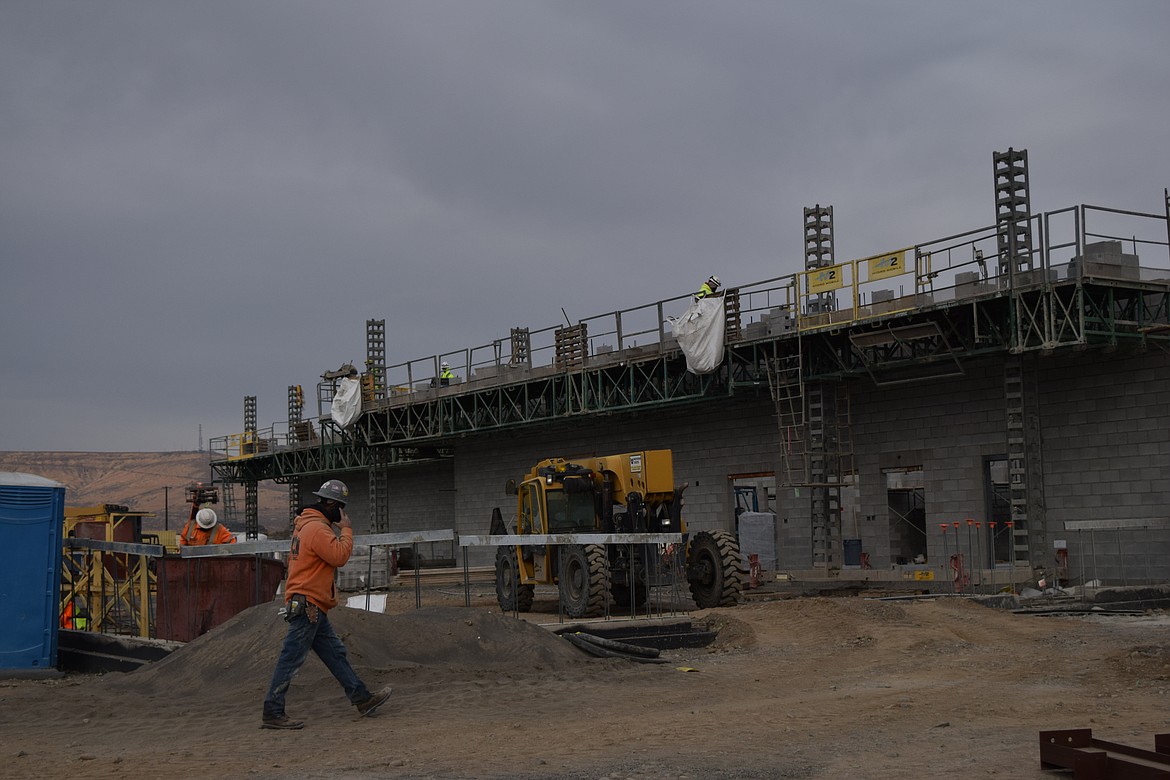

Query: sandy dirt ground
[{"left": 3, "top": 584, "right": 1170, "bottom": 780}]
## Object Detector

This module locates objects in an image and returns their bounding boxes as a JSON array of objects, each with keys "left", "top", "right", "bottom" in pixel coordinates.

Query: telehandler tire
[
  {"left": 495, "top": 546, "right": 534, "bottom": 613},
  {"left": 559, "top": 544, "right": 610, "bottom": 618},
  {"left": 686, "top": 529, "right": 745, "bottom": 608}
]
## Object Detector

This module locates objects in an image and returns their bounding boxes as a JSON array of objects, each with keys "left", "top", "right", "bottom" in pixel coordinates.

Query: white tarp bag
[
  {"left": 331, "top": 377, "right": 362, "bottom": 428},
  {"left": 667, "top": 295, "right": 726, "bottom": 374}
]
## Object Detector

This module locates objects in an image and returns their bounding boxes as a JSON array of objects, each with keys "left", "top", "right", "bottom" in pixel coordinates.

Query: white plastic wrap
[
  {"left": 330, "top": 377, "right": 362, "bottom": 428},
  {"left": 667, "top": 295, "right": 726, "bottom": 374}
]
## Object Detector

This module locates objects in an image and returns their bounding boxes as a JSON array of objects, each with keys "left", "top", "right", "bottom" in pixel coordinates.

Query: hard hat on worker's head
[
  {"left": 196, "top": 508, "right": 218, "bottom": 529},
  {"left": 441, "top": 361, "right": 450, "bottom": 369},
  {"left": 313, "top": 479, "right": 349, "bottom": 505},
  {"left": 707, "top": 275, "right": 721, "bottom": 289}
]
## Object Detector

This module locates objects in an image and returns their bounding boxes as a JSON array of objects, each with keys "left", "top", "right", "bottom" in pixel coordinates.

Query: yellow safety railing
[{"left": 796, "top": 247, "right": 918, "bottom": 332}]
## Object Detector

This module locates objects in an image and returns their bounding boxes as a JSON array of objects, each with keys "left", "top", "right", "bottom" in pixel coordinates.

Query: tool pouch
[
  {"left": 285, "top": 596, "right": 306, "bottom": 622},
  {"left": 306, "top": 603, "right": 320, "bottom": 624}
]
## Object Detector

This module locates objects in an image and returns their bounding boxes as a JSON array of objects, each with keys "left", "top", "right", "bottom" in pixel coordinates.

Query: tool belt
[{"left": 286, "top": 595, "right": 320, "bottom": 624}]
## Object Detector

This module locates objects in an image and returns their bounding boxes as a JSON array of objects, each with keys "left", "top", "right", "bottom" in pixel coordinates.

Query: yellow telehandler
[{"left": 490, "top": 449, "right": 744, "bottom": 617}]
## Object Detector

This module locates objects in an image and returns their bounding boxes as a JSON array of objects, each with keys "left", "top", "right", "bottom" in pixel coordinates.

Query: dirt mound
[{"left": 110, "top": 602, "right": 588, "bottom": 699}]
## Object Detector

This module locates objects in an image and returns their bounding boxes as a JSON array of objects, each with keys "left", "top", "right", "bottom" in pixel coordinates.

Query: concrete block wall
[
  {"left": 834, "top": 349, "right": 1170, "bottom": 585},
  {"left": 1035, "top": 350, "right": 1170, "bottom": 585},
  {"left": 297, "top": 461, "right": 454, "bottom": 535},
  {"left": 841, "top": 360, "right": 1013, "bottom": 575},
  {"left": 297, "top": 345, "right": 1169, "bottom": 586}
]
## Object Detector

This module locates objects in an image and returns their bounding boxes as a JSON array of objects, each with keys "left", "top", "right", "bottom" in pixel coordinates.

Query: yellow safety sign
[
  {"left": 807, "top": 265, "right": 843, "bottom": 293},
  {"left": 868, "top": 250, "right": 907, "bottom": 280}
]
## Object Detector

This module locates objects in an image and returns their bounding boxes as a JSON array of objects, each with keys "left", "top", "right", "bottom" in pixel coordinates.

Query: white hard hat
[
  {"left": 441, "top": 361, "right": 450, "bottom": 369},
  {"left": 196, "top": 508, "right": 218, "bottom": 529},
  {"left": 708, "top": 275, "right": 721, "bottom": 288}
]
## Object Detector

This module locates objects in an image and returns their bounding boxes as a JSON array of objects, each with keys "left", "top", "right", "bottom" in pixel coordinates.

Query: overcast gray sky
[{"left": 2, "top": 1, "right": 1168, "bottom": 452}]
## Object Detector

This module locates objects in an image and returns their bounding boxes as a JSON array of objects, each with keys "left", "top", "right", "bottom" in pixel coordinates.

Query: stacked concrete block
[
  {"left": 337, "top": 548, "right": 395, "bottom": 591},
  {"left": 1067, "top": 240, "right": 1140, "bottom": 281},
  {"left": 764, "top": 307, "right": 794, "bottom": 336},
  {"left": 955, "top": 271, "right": 994, "bottom": 299}
]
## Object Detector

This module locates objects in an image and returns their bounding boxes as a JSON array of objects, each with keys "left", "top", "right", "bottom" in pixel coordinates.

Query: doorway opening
[
  {"left": 885, "top": 467, "right": 925, "bottom": 564},
  {"left": 984, "top": 457, "right": 1011, "bottom": 566}
]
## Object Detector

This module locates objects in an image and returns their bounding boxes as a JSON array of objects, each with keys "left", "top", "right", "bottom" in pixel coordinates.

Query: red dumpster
[{"left": 155, "top": 555, "right": 285, "bottom": 642}]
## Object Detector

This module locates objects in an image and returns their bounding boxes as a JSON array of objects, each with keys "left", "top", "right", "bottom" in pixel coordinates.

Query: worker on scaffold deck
[{"left": 694, "top": 274, "right": 722, "bottom": 301}]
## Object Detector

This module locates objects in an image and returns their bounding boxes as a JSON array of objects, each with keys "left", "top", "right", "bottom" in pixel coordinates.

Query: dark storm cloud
[{"left": 1, "top": 1, "right": 1167, "bottom": 451}]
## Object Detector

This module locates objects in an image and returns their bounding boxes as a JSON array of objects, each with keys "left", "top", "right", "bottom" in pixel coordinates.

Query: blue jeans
[{"left": 263, "top": 606, "right": 371, "bottom": 718}]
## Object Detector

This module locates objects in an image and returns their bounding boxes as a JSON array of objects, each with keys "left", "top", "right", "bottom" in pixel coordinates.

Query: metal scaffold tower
[
  {"left": 995, "top": 149, "right": 1045, "bottom": 571},
  {"left": 365, "top": 320, "right": 392, "bottom": 533},
  {"left": 244, "top": 395, "right": 259, "bottom": 539},
  {"left": 764, "top": 205, "right": 855, "bottom": 569},
  {"left": 510, "top": 327, "right": 531, "bottom": 367},
  {"left": 365, "top": 319, "right": 386, "bottom": 405},
  {"left": 994, "top": 147, "right": 1035, "bottom": 281},
  {"left": 287, "top": 384, "right": 306, "bottom": 528},
  {"left": 804, "top": 204, "right": 836, "bottom": 313}
]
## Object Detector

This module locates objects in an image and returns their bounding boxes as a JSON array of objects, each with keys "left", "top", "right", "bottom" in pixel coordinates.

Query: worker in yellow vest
[
  {"left": 61, "top": 600, "right": 89, "bottom": 630},
  {"left": 694, "top": 274, "right": 721, "bottom": 301}
]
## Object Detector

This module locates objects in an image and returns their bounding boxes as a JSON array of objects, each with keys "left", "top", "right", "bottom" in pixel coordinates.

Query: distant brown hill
[{"left": 0, "top": 451, "right": 289, "bottom": 534}]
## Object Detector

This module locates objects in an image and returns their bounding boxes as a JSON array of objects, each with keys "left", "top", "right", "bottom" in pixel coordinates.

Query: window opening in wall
[
  {"left": 730, "top": 473, "right": 777, "bottom": 572},
  {"left": 729, "top": 474, "right": 775, "bottom": 532},
  {"left": 885, "top": 467, "right": 926, "bottom": 565},
  {"left": 984, "top": 457, "right": 1011, "bottom": 566}
]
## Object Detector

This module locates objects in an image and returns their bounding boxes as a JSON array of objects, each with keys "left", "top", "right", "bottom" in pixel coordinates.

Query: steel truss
[{"left": 355, "top": 355, "right": 728, "bottom": 447}]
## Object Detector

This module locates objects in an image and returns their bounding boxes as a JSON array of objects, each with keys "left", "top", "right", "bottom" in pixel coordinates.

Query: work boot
[
  {"left": 355, "top": 686, "right": 393, "bottom": 717},
  {"left": 261, "top": 714, "right": 304, "bottom": 730}
]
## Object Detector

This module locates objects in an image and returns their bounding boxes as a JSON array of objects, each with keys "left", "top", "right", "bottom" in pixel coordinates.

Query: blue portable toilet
[{"left": 0, "top": 472, "right": 66, "bottom": 674}]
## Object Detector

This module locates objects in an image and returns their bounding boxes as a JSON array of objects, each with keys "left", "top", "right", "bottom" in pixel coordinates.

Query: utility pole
[{"left": 164, "top": 486, "right": 169, "bottom": 531}]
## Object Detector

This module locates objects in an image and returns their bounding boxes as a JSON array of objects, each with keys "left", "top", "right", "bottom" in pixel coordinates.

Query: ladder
[
  {"left": 767, "top": 352, "right": 806, "bottom": 486},
  {"left": 369, "top": 448, "right": 391, "bottom": 534},
  {"left": 1005, "top": 355, "right": 1044, "bottom": 568},
  {"left": 767, "top": 347, "right": 855, "bottom": 570},
  {"left": 723, "top": 289, "right": 742, "bottom": 342}
]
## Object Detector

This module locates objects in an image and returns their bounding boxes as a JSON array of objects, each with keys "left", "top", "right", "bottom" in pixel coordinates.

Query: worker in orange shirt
[
  {"left": 179, "top": 508, "right": 237, "bottom": 546},
  {"left": 261, "top": 479, "right": 391, "bottom": 729}
]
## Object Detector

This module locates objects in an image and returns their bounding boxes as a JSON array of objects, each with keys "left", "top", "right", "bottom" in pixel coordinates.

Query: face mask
[{"left": 318, "top": 502, "right": 342, "bottom": 524}]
